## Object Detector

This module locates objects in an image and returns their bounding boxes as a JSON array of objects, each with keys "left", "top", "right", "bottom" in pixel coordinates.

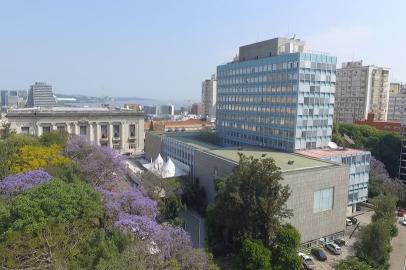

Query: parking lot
[{"left": 307, "top": 210, "right": 373, "bottom": 269}]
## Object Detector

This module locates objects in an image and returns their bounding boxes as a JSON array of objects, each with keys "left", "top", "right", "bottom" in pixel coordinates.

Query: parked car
[
  {"left": 347, "top": 216, "right": 358, "bottom": 224},
  {"left": 346, "top": 218, "right": 353, "bottom": 226},
  {"left": 311, "top": 248, "right": 327, "bottom": 261},
  {"left": 401, "top": 216, "right": 406, "bottom": 226},
  {"left": 298, "top": 252, "right": 315, "bottom": 270},
  {"left": 325, "top": 243, "right": 342, "bottom": 255},
  {"left": 333, "top": 238, "right": 346, "bottom": 247}
]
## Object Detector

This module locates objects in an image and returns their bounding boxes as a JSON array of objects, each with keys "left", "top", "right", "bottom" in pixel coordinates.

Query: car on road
[
  {"left": 346, "top": 218, "right": 353, "bottom": 226},
  {"left": 325, "top": 243, "right": 342, "bottom": 255},
  {"left": 298, "top": 252, "right": 315, "bottom": 270},
  {"left": 347, "top": 216, "right": 358, "bottom": 224},
  {"left": 333, "top": 238, "right": 346, "bottom": 247},
  {"left": 311, "top": 248, "right": 327, "bottom": 261}
]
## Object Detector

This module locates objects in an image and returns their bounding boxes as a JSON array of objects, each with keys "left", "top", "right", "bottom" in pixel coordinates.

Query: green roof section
[{"left": 160, "top": 131, "right": 335, "bottom": 172}]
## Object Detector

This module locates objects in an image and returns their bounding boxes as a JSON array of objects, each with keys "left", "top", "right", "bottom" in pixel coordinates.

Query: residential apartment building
[
  {"left": 335, "top": 61, "right": 390, "bottom": 124},
  {"left": 355, "top": 113, "right": 400, "bottom": 132},
  {"left": 145, "top": 131, "right": 349, "bottom": 248},
  {"left": 388, "top": 87, "right": 406, "bottom": 121},
  {"left": 216, "top": 37, "right": 337, "bottom": 152},
  {"left": 7, "top": 107, "right": 144, "bottom": 154},
  {"left": 201, "top": 75, "right": 217, "bottom": 119},
  {"left": 26, "top": 82, "right": 56, "bottom": 108},
  {"left": 191, "top": 103, "right": 203, "bottom": 115},
  {"left": 390, "top": 82, "right": 402, "bottom": 95}
]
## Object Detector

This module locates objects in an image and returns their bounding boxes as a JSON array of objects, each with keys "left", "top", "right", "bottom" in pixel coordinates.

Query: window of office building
[
  {"left": 113, "top": 125, "right": 120, "bottom": 138},
  {"left": 313, "top": 187, "right": 334, "bottom": 213},
  {"left": 129, "top": 124, "right": 136, "bottom": 137},
  {"left": 42, "top": 126, "right": 51, "bottom": 134},
  {"left": 21, "top": 126, "right": 30, "bottom": 134},
  {"left": 101, "top": 125, "right": 108, "bottom": 138},
  {"left": 80, "top": 125, "right": 87, "bottom": 136},
  {"left": 57, "top": 125, "right": 65, "bottom": 132}
]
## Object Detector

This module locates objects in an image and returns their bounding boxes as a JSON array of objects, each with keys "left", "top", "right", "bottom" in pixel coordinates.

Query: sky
[{"left": 0, "top": 0, "right": 405, "bottom": 100}]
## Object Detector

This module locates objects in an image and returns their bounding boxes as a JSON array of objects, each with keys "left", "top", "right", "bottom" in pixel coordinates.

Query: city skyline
[{"left": 0, "top": 0, "right": 405, "bottom": 99}]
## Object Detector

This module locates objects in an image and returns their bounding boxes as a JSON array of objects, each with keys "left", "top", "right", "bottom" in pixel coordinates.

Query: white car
[
  {"left": 298, "top": 252, "right": 315, "bottom": 270},
  {"left": 346, "top": 218, "right": 353, "bottom": 226},
  {"left": 401, "top": 216, "right": 406, "bottom": 226}
]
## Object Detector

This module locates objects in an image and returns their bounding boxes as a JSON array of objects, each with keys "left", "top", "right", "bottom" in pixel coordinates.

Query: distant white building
[
  {"left": 143, "top": 153, "right": 187, "bottom": 178},
  {"left": 202, "top": 74, "right": 217, "bottom": 120},
  {"left": 26, "top": 82, "right": 56, "bottom": 108},
  {"left": 6, "top": 107, "right": 144, "bottom": 154}
]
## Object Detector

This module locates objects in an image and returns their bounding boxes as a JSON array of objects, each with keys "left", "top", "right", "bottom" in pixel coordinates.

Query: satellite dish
[{"left": 328, "top": 141, "right": 338, "bottom": 149}]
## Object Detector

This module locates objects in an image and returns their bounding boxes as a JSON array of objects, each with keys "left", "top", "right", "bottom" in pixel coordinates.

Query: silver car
[{"left": 325, "top": 243, "right": 342, "bottom": 255}]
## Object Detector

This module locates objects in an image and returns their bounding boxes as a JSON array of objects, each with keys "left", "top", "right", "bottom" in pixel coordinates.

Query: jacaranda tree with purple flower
[{"left": 0, "top": 169, "right": 52, "bottom": 196}]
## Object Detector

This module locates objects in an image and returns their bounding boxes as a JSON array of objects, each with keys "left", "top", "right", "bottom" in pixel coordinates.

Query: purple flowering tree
[
  {"left": 0, "top": 169, "right": 53, "bottom": 196},
  {"left": 66, "top": 136, "right": 197, "bottom": 261}
]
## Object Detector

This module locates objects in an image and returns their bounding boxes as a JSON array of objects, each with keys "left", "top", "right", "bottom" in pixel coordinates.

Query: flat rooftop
[
  {"left": 161, "top": 132, "right": 336, "bottom": 172},
  {"left": 297, "top": 148, "right": 370, "bottom": 159}
]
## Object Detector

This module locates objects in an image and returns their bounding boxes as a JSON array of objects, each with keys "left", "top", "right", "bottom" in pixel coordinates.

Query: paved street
[{"left": 389, "top": 217, "right": 406, "bottom": 270}]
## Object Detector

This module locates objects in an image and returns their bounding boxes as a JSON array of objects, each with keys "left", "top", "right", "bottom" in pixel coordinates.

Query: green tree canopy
[
  {"left": 2, "top": 179, "right": 102, "bottom": 234},
  {"left": 271, "top": 224, "right": 301, "bottom": 270},
  {"left": 354, "top": 220, "right": 392, "bottom": 269},
  {"left": 335, "top": 257, "right": 373, "bottom": 270},
  {"left": 39, "top": 130, "right": 69, "bottom": 148},
  {"left": 239, "top": 237, "right": 272, "bottom": 270},
  {"left": 207, "top": 153, "right": 292, "bottom": 248}
]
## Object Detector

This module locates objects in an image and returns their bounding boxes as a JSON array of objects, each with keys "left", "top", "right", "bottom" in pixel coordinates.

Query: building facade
[
  {"left": 390, "top": 82, "right": 402, "bottom": 95},
  {"left": 7, "top": 107, "right": 144, "bottom": 154},
  {"left": 216, "top": 37, "right": 337, "bottom": 152},
  {"left": 26, "top": 82, "right": 56, "bottom": 108},
  {"left": 298, "top": 148, "right": 370, "bottom": 214},
  {"left": 145, "top": 131, "right": 349, "bottom": 248},
  {"left": 388, "top": 87, "right": 406, "bottom": 121},
  {"left": 191, "top": 103, "right": 203, "bottom": 115},
  {"left": 201, "top": 74, "right": 217, "bottom": 119},
  {"left": 335, "top": 61, "right": 390, "bottom": 124}
]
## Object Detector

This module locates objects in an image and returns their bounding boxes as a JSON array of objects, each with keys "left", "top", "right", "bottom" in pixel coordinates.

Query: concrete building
[
  {"left": 26, "top": 82, "right": 56, "bottom": 108},
  {"left": 355, "top": 113, "right": 400, "bottom": 132},
  {"left": 216, "top": 37, "right": 337, "bottom": 152},
  {"left": 298, "top": 148, "right": 370, "bottom": 214},
  {"left": 143, "top": 105, "right": 157, "bottom": 116},
  {"left": 191, "top": 103, "right": 203, "bottom": 115},
  {"left": 390, "top": 82, "right": 402, "bottom": 95},
  {"left": 159, "top": 104, "right": 175, "bottom": 116},
  {"left": 6, "top": 107, "right": 144, "bottom": 154},
  {"left": 201, "top": 75, "right": 217, "bottom": 120},
  {"left": 144, "top": 119, "right": 212, "bottom": 132},
  {"left": 0, "top": 90, "right": 8, "bottom": 107},
  {"left": 399, "top": 117, "right": 406, "bottom": 183},
  {"left": 335, "top": 61, "right": 390, "bottom": 124},
  {"left": 388, "top": 87, "right": 406, "bottom": 121},
  {"left": 145, "top": 131, "right": 349, "bottom": 248}
]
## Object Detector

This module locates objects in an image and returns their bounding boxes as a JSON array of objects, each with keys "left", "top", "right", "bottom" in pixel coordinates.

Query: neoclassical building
[{"left": 6, "top": 107, "right": 144, "bottom": 154}]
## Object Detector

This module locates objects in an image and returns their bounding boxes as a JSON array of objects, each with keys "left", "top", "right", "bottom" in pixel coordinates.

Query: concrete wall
[
  {"left": 283, "top": 167, "right": 349, "bottom": 243},
  {"left": 145, "top": 132, "right": 163, "bottom": 161},
  {"left": 194, "top": 150, "right": 348, "bottom": 244}
]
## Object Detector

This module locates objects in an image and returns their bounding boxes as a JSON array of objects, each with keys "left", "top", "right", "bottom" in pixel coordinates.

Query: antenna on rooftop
[
  {"left": 343, "top": 134, "right": 355, "bottom": 145},
  {"left": 328, "top": 141, "right": 338, "bottom": 149}
]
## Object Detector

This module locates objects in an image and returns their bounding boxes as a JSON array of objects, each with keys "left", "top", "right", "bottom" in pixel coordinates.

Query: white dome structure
[
  {"left": 162, "top": 158, "right": 176, "bottom": 178},
  {"left": 153, "top": 154, "right": 164, "bottom": 170}
]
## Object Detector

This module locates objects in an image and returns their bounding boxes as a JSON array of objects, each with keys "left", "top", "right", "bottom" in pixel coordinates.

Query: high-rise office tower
[
  {"left": 216, "top": 37, "right": 336, "bottom": 152},
  {"left": 0, "top": 90, "right": 8, "bottom": 106},
  {"left": 335, "top": 61, "right": 390, "bottom": 124},
  {"left": 26, "top": 82, "right": 56, "bottom": 108},
  {"left": 202, "top": 74, "right": 217, "bottom": 119}
]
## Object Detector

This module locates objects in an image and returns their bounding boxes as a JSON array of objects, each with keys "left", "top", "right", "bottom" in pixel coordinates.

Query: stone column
[
  {"left": 36, "top": 123, "right": 42, "bottom": 137},
  {"left": 88, "top": 122, "right": 94, "bottom": 142},
  {"left": 66, "top": 123, "right": 71, "bottom": 134},
  {"left": 94, "top": 122, "right": 100, "bottom": 145},
  {"left": 74, "top": 122, "right": 79, "bottom": 135},
  {"left": 120, "top": 122, "right": 126, "bottom": 153},
  {"left": 108, "top": 122, "right": 113, "bottom": 148},
  {"left": 51, "top": 124, "right": 57, "bottom": 131}
]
